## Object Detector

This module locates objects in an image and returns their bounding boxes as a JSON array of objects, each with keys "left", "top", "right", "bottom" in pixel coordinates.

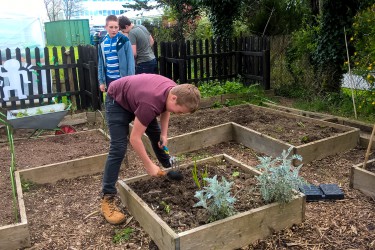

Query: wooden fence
[
  {"left": 0, "top": 36, "right": 270, "bottom": 111},
  {"left": 159, "top": 36, "right": 270, "bottom": 89},
  {"left": 0, "top": 47, "right": 81, "bottom": 110}
]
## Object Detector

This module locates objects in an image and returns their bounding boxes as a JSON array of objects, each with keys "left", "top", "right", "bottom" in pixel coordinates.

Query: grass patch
[{"left": 290, "top": 88, "right": 375, "bottom": 123}]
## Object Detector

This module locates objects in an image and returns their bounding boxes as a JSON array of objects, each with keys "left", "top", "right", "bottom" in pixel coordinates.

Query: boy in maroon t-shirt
[{"left": 101, "top": 73, "right": 201, "bottom": 225}]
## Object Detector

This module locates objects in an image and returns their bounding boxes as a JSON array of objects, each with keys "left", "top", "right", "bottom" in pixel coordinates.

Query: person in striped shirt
[{"left": 97, "top": 15, "right": 135, "bottom": 92}]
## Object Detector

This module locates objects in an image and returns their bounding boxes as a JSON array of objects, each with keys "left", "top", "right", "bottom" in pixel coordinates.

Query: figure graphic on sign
[{"left": 0, "top": 59, "right": 33, "bottom": 101}]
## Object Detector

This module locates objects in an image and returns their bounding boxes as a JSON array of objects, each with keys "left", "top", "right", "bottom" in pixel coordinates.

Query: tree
[
  {"left": 123, "top": 0, "right": 200, "bottom": 41},
  {"left": 194, "top": 0, "right": 242, "bottom": 38},
  {"left": 312, "top": 0, "right": 367, "bottom": 92},
  {"left": 62, "top": 0, "right": 83, "bottom": 20},
  {"left": 44, "top": 0, "right": 63, "bottom": 21},
  {"left": 238, "top": 0, "right": 310, "bottom": 36}
]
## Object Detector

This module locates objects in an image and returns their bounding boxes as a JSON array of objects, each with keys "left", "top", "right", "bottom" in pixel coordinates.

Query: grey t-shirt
[{"left": 128, "top": 25, "right": 155, "bottom": 64}]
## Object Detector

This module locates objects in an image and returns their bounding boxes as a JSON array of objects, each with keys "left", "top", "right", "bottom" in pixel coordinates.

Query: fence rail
[{"left": 0, "top": 36, "right": 270, "bottom": 111}]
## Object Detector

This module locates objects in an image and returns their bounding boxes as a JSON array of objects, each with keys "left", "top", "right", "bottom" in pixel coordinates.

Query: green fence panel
[{"left": 45, "top": 19, "right": 90, "bottom": 46}]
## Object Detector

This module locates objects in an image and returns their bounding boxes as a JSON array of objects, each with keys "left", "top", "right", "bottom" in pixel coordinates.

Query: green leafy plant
[
  {"left": 255, "top": 147, "right": 306, "bottom": 204},
  {"left": 191, "top": 160, "right": 208, "bottom": 189},
  {"left": 15, "top": 110, "right": 29, "bottom": 118},
  {"left": 194, "top": 175, "right": 236, "bottom": 222},
  {"left": 192, "top": 160, "right": 200, "bottom": 189},
  {"left": 160, "top": 201, "right": 171, "bottom": 214},
  {"left": 232, "top": 171, "right": 240, "bottom": 177},
  {"left": 36, "top": 108, "right": 44, "bottom": 115},
  {"left": 21, "top": 179, "right": 36, "bottom": 192},
  {"left": 112, "top": 227, "right": 134, "bottom": 244}
]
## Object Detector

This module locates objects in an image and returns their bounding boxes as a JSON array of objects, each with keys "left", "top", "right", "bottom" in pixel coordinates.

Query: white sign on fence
[{"left": 0, "top": 59, "right": 50, "bottom": 101}]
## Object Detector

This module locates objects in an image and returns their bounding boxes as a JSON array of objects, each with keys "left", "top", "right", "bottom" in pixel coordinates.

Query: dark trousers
[
  {"left": 135, "top": 58, "right": 158, "bottom": 74},
  {"left": 102, "top": 95, "right": 170, "bottom": 195}
]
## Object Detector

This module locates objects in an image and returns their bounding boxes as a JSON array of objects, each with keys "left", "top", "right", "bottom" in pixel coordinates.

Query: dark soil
[
  {"left": 0, "top": 104, "right": 374, "bottom": 249},
  {"left": 128, "top": 160, "right": 266, "bottom": 233},
  {"left": 168, "top": 104, "right": 349, "bottom": 145}
]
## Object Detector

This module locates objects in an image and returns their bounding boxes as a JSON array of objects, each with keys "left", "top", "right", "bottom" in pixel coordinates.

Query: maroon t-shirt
[{"left": 107, "top": 74, "right": 176, "bottom": 126}]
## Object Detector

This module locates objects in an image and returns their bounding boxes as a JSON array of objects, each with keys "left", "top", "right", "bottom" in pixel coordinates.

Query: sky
[{"left": 0, "top": 0, "right": 48, "bottom": 20}]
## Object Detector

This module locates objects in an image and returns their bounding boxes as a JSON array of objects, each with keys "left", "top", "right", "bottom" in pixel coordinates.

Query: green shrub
[
  {"left": 256, "top": 147, "right": 305, "bottom": 204},
  {"left": 194, "top": 175, "right": 236, "bottom": 222}
]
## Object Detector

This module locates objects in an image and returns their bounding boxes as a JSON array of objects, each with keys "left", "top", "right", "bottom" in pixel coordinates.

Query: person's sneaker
[{"left": 101, "top": 195, "right": 126, "bottom": 225}]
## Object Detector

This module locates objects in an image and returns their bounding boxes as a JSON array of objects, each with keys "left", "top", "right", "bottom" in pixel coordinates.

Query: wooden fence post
[
  {"left": 88, "top": 61, "right": 99, "bottom": 110},
  {"left": 76, "top": 58, "right": 87, "bottom": 109},
  {"left": 64, "top": 50, "right": 77, "bottom": 108},
  {"left": 262, "top": 50, "right": 270, "bottom": 90}
]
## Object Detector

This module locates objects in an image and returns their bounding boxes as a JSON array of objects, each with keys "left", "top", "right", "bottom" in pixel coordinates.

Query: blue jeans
[
  {"left": 102, "top": 95, "right": 170, "bottom": 195},
  {"left": 135, "top": 58, "right": 158, "bottom": 74}
]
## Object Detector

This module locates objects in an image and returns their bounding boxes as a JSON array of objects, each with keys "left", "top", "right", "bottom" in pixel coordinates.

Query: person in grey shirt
[{"left": 119, "top": 16, "right": 158, "bottom": 74}]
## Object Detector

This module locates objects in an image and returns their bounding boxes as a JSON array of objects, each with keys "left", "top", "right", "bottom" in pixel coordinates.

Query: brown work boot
[{"left": 101, "top": 195, "right": 126, "bottom": 225}]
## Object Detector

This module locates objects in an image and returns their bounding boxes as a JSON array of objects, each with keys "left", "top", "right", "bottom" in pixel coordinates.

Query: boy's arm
[
  {"left": 125, "top": 41, "right": 135, "bottom": 75},
  {"left": 159, "top": 111, "right": 170, "bottom": 147},
  {"left": 130, "top": 117, "right": 161, "bottom": 176},
  {"left": 97, "top": 43, "right": 106, "bottom": 91},
  {"left": 149, "top": 35, "right": 154, "bottom": 47}
]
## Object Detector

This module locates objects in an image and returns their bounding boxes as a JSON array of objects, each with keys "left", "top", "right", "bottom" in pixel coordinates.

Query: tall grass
[{"left": 0, "top": 112, "right": 18, "bottom": 222}]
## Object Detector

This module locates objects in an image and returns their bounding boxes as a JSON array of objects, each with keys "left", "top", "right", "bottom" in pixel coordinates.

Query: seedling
[
  {"left": 112, "top": 227, "right": 134, "bottom": 244},
  {"left": 300, "top": 135, "right": 310, "bottom": 143},
  {"left": 192, "top": 160, "right": 200, "bottom": 189},
  {"left": 15, "top": 110, "right": 29, "bottom": 118},
  {"left": 160, "top": 201, "right": 171, "bottom": 214},
  {"left": 36, "top": 108, "right": 43, "bottom": 115},
  {"left": 194, "top": 175, "right": 236, "bottom": 222},
  {"left": 232, "top": 171, "right": 240, "bottom": 177},
  {"left": 297, "top": 121, "right": 305, "bottom": 127},
  {"left": 191, "top": 160, "right": 208, "bottom": 189},
  {"left": 21, "top": 179, "right": 36, "bottom": 192}
]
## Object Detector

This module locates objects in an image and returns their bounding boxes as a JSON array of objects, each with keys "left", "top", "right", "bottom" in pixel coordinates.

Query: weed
[
  {"left": 160, "top": 201, "right": 171, "bottom": 214},
  {"left": 194, "top": 175, "right": 236, "bottom": 222},
  {"left": 112, "top": 227, "right": 134, "bottom": 244},
  {"left": 255, "top": 147, "right": 306, "bottom": 204},
  {"left": 300, "top": 135, "right": 310, "bottom": 143},
  {"left": 21, "top": 180, "right": 36, "bottom": 192},
  {"left": 232, "top": 171, "right": 240, "bottom": 177}
]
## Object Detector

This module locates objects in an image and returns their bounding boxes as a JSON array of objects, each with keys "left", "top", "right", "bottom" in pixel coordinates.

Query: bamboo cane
[{"left": 363, "top": 123, "right": 375, "bottom": 169}]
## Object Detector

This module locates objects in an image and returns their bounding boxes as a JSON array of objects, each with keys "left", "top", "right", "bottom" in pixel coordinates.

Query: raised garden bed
[
  {"left": 263, "top": 102, "right": 375, "bottom": 150},
  {"left": 145, "top": 120, "right": 358, "bottom": 166},
  {"left": 118, "top": 154, "right": 305, "bottom": 250},
  {"left": 0, "top": 129, "right": 109, "bottom": 250},
  {"left": 1, "top": 125, "right": 373, "bottom": 248},
  {"left": 0, "top": 172, "right": 29, "bottom": 249},
  {"left": 350, "top": 158, "right": 375, "bottom": 198}
]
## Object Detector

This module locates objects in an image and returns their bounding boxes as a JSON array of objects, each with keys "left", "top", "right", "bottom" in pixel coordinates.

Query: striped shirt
[{"left": 104, "top": 33, "right": 121, "bottom": 79}]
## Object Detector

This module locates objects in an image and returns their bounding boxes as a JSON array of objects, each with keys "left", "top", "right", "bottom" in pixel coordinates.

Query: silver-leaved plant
[
  {"left": 256, "top": 147, "right": 306, "bottom": 204},
  {"left": 194, "top": 175, "right": 236, "bottom": 222}
]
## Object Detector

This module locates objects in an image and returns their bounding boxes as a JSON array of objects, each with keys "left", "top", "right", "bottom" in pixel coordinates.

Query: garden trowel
[{"left": 157, "top": 144, "right": 183, "bottom": 181}]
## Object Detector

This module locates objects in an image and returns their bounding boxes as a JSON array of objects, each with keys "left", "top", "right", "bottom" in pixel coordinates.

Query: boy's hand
[
  {"left": 158, "top": 136, "right": 168, "bottom": 148},
  {"left": 99, "top": 84, "right": 106, "bottom": 92},
  {"left": 145, "top": 163, "right": 162, "bottom": 177}
]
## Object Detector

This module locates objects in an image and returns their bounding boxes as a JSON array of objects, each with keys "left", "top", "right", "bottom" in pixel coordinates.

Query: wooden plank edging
[
  {"left": 350, "top": 159, "right": 375, "bottom": 198},
  {"left": 118, "top": 154, "right": 305, "bottom": 250},
  {"left": 0, "top": 172, "right": 31, "bottom": 250}
]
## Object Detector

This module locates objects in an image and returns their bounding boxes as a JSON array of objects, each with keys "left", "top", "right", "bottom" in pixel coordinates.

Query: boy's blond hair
[{"left": 170, "top": 84, "right": 201, "bottom": 113}]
